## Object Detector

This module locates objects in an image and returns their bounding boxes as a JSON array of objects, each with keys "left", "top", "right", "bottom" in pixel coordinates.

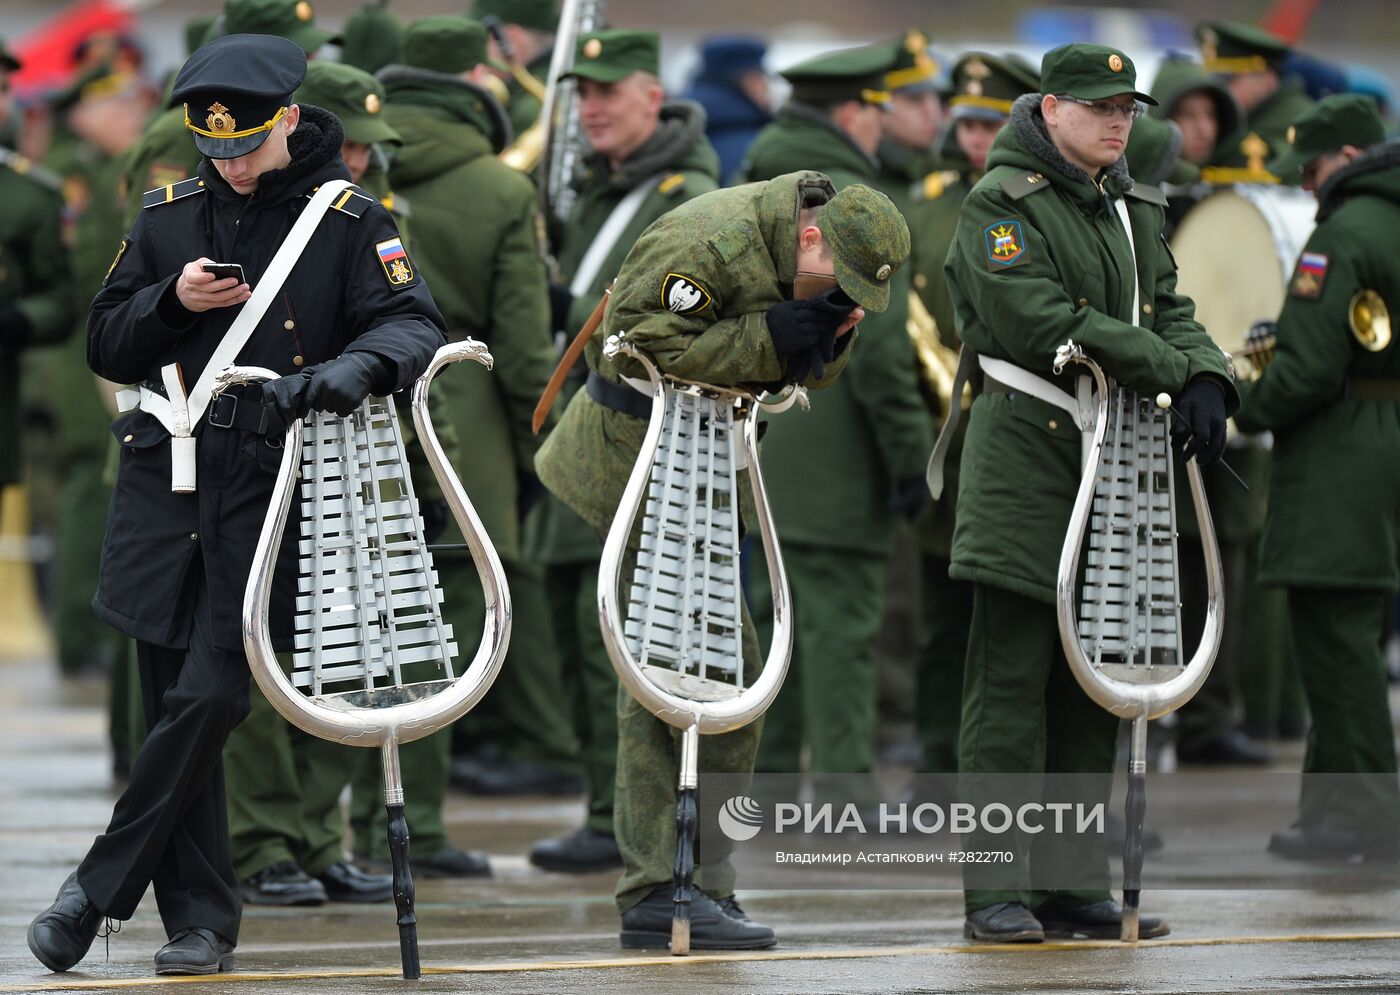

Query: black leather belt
[
  {"left": 1345, "top": 378, "right": 1400, "bottom": 402},
  {"left": 586, "top": 370, "right": 651, "bottom": 419},
  {"left": 207, "top": 387, "right": 273, "bottom": 434}
]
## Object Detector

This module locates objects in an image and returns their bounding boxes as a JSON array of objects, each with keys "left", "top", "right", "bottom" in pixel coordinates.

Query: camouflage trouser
[{"left": 613, "top": 544, "right": 764, "bottom": 913}]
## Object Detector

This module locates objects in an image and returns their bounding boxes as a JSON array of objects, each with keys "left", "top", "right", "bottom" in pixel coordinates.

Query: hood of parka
[{"left": 988, "top": 92, "right": 1133, "bottom": 207}]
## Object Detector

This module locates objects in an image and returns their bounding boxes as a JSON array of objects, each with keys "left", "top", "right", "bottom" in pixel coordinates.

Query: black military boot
[
  {"left": 27, "top": 872, "right": 104, "bottom": 972},
  {"left": 620, "top": 885, "right": 776, "bottom": 950},
  {"left": 413, "top": 847, "right": 492, "bottom": 878},
  {"left": 239, "top": 861, "right": 327, "bottom": 906},
  {"left": 154, "top": 927, "right": 235, "bottom": 975},
  {"left": 318, "top": 860, "right": 392, "bottom": 903},
  {"left": 528, "top": 827, "right": 623, "bottom": 873},
  {"left": 1038, "top": 899, "right": 1170, "bottom": 939},
  {"left": 963, "top": 902, "right": 1044, "bottom": 942}
]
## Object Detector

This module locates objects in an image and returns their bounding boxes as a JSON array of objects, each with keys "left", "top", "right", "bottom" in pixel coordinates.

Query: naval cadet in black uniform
[{"left": 26, "top": 34, "right": 446, "bottom": 976}]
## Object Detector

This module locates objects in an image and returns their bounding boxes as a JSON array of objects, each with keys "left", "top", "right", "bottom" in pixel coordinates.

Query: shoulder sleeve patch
[
  {"left": 103, "top": 238, "right": 131, "bottom": 287},
  {"left": 658, "top": 173, "right": 687, "bottom": 196},
  {"left": 328, "top": 186, "right": 377, "bottom": 218},
  {"left": 983, "top": 218, "right": 1030, "bottom": 270},
  {"left": 1125, "top": 183, "right": 1168, "bottom": 207},
  {"left": 999, "top": 170, "right": 1051, "bottom": 201},
  {"left": 142, "top": 176, "right": 206, "bottom": 209},
  {"left": 661, "top": 272, "right": 713, "bottom": 315},
  {"left": 706, "top": 222, "right": 753, "bottom": 265},
  {"left": 1289, "top": 252, "right": 1329, "bottom": 299},
  {"left": 375, "top": 236, "right": 416, "bottom": 289}
]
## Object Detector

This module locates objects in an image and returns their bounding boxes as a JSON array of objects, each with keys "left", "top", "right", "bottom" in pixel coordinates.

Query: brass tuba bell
[{"left": 1350, "top": 289, "right": 1391, "bottom": 352}]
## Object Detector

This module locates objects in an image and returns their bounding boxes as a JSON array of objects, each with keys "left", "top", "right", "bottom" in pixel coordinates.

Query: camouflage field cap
[
  {"left": 816, "top": 184, "right": 911, "bottom": 313},
  {"left": 1267, "top": 93, "right": 1385, "bottom": 179},
  {"left": 1197, "top": 21, "right": 1290, "bottom": 75},
  {"left": 223, "top": 0, "right": 338, "bottom": 54},
  {"left": 562, "top": 29, "right": 659, "bottom": 83},
  {"left": 471, "top": 0, "right": 558, "bottom": 33},
  {"left": 948, "top": 51, "right": 1040, "bottom": 121},
  {"left": 295, "top": 61, "right": 400, "bottom": 145},
  {"left": 1041, "top": 43, "right": 1156, "bottom": 105},
  {"left": 401, "top": 16, "right": 488, "bottom": 74}
]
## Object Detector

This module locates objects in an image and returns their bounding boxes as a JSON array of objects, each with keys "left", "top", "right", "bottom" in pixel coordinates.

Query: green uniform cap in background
[
  {"left": 401, "top": 15, "right": 487, "bottom": 75},
  {"left": 1267, "top": 93, "right": 1385, "bottom": 179},
  {"left": 223, "top": 0, "right": 338, "bottom": 54},
  {"left": 883, "top": 29, "right": 940, "bottom": 94},
  {"left": 1197, "top": 20, "right": 1291, "bottom": 75},
  {"left": 780, "top": 43, "right": 897, "bottom": 108},
  {"left": 947, "top": 51, "right": 1040, "bottom": 121},
  {"left": 561, "top": 29, "right": 659, "bottom": 83},
  {"left": 470, "top": 0, "right": 557, "bottom": 33},
  {"left": 1125, "top": 114, "right": 1201, "bottom": 186},
  {"left": 341, "top": 2, "right": 404, "bottom": 74},
  {"left": 1148, "top": 55, "right": 1242, "bottom": 146},
  {"left": 817, "top": 183, "right": 910, "bottom": 313},
  {"left": 183, "top": 16, "right": 218, "bottom": 57},
  {"left": 295, "top": 61, "right": 400, "bottom": 146},
  {"left": 1040, "top": 42, "right": 1156, "bottom": 105}
]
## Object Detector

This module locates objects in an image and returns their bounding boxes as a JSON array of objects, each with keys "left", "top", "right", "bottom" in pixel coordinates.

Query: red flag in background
[
  {"left": 1260, "top": 0, "right": 1321, "bottom": 45},
  {"left": 9, "top": 0, "right": 136, "bottom": 99}
]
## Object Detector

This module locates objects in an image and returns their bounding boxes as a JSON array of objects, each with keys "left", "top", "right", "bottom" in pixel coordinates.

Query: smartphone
[{"left": 201, "top": 262, "right": 246, "bottom": 283}]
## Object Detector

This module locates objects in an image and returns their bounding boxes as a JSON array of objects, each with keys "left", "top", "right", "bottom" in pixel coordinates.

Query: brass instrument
[
  {"left": 1351, "top": 289, "right": 1392, "bottom": 352},
  {"left": 906, "top": 289, "right": 968, "bottom": 417},
  {"left": 487, "top": 14, "right": 550, "bottom": 174},
  {"left": 538, "top": 0, "right": 604, "bottom": 223}
]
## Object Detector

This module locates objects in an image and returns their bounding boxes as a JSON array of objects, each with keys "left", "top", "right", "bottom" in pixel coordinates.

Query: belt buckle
[{"left": 208, "top": 392, "right": 238, "bottom": 429}]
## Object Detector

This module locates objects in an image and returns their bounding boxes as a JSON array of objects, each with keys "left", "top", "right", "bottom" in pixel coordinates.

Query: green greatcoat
[
  {"left": 875, "top": 135, "right": 936, "bottom": 223},
  {"left": 946, "top": 97, "right": 1240, "bottom": 603}
]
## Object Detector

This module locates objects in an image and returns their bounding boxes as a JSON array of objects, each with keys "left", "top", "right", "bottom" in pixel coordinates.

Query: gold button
[
  {"left": 197, "top": 180, "right": 204, "bottom": 186},
  {"left": 1078, "top": 298, "right": 1089, "bottom": 308},
  {"left": 293, "top": 355, "right": 305, "bottom": 367},
  {"left": 284, "top": 319, "right": 295, "bottom": 330},
  {"left": 1048, "top": 419, "right": 1058, "bottom": 430},
  {"left": 1142, "top": 303, "right": 1153, "bottom": 314},
  {"left": 122, "top": 434, "right": 134, "bottom": 443}
]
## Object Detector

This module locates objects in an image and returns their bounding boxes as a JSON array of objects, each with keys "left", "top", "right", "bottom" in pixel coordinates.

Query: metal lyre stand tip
[{"left": 216, "top": 339, "right": 511, "bottom": 979}]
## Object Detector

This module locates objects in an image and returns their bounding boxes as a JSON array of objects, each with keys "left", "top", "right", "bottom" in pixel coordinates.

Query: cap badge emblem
[
  {"left": 583, "top": 38, "right": 602, "bottom": 59},
  {"left": 365, "top": 92, "right": 381, "bottom": 114},
  {"left": 296, "top": 1, "right": 314, "bottom": 23},
  {"left": 1108, "top": 54, "right": 1124, "bottom": 72},
  {"left": 875, "top": 263, "right": 892, "bottom": 281},
  {"left": 206, "top": 101, "right": 236, "bottom": 134}
]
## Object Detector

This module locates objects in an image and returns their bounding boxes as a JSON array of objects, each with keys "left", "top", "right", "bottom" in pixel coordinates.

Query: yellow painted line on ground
[{"left": 9, "top": 931, "right": 1400, "bottom": 991}]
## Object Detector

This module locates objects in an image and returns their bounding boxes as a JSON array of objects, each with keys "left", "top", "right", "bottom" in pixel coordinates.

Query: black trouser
[{"left": 76, "top": 580, "right": 251, "bottom": 944}]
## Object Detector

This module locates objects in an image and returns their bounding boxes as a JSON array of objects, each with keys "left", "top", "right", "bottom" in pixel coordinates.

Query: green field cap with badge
[
  {"left": 1041, "top": 43, "right": 1156, "bottom": 105},
  {"left": 1267, "top": 93, "right": 1386, "bottom": 179},
  {"left": 781, "top": 43, "right": 897, "bottom": 108},
  {"left": 223, "top": 0, "right": 338, "bottom": 54},
  {"left": 172, "top": 33, "right": 307, "bottom": 159},
  {"left": 1197, "top": 20, "right": 1290, "bottom": 76},
  {"left": 295, "top": 61, "right": 400, "bottom": 146},
  {"left": 400, "top": 16, "right": 488, "bottom": 74},
  {"left": 948, "top": 51, "right": 1040, "bottom": 121},
  {"left": 562, "top": 29, "right": 659, "bottom": 83},
  {"left": 816, "top": 184, "right": 910, "bottom": 313}
]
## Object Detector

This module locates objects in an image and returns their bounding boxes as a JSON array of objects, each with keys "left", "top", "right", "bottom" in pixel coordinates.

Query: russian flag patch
[
  {"left": 375, "top": 236, "right": 414, "bottom": 287},
  {"left": 1290, "top": 251, "right": 1328, "bottom": 299}
]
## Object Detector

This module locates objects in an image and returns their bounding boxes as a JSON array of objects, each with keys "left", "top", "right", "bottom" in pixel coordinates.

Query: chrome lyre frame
[
  {"left": 212, "top": 339, "right": 511, "bottom": 978},
  {"left": 597, "top": 332, "right": 800, "bottom": 956},
  {"left": 1052, "top": 340, "right": 1223, "bottom": 943}
]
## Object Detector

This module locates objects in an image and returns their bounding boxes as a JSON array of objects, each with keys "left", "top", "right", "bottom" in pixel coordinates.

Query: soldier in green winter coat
[
  {"left": 944, "top": 44, "right": 1238, "bottom": 943},
  {"left": 737, "top": 44, "right": 932, "bottom": 784},
  {"left": 473, "top": 0, "right": 556, "bottom": 140},
  {"left": 1196, "top": 21, "right": 1313, "bottom": 184},
  {"left": 874, "top": 30, "right": 943, "bottom": 218},
  {"left": 536, "top": 171, "right": 908, "bottom": 948},
  {"left": 527, "top": 28, "right": 722, "bottom": 873},
  {"left": 1237, "top": 95, "right": 1400, "bottom": 861},
  {"left": 1148, "top": 55, "right": 1244, "bottom": 181},
  {"left": 906, "top": 52, "right": 1038, "bottom": 781}
]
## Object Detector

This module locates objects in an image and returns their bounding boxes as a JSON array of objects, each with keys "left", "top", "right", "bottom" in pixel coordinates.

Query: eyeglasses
[{"left": 1057, "top": 95, "right": 1145, "bottom": 121}]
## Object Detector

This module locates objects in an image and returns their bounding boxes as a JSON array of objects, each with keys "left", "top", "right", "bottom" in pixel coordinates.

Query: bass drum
[{"left": 1171, "top": 183, "right": 1317, "bottom": 357}]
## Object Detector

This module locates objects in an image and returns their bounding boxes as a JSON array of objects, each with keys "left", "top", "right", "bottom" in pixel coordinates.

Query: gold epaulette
[
  {"left": 658, "top": 173, "right": 687, "bottom": 196},
  {"left": 141, "top": 176, "right": 206, "bottom": 209},
  {"left": 917, "top": 169, "right": 961, "bottom": 203}
]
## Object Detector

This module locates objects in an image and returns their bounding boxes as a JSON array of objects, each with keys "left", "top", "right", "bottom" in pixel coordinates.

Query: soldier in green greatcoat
[
  {"left": 473, "top": 0, "right": 556, "bottom": 140},
  {"left": 527, "top": 28, "right": 722, "bottom": 873},
  {"left": 1148, "top": 55, "right": 1243, "bottom": 179},
  {"left": 906, "top": 52, "right": 1038, "bottom": 782},
  {"left": 737, "top": 44, "right": 932, "bottom": 785},
  {"left": 536, "top": 171, "right": 908, "bottom": 948},
  {"left": 1236, "top": 95, "right": 1400, "bottom": 861},
  {"left": 874, "top": 30, "right": 943, "bottom": 218},
  {"left": 944, "top": 44, "right": 1237, "bottom": 942}
]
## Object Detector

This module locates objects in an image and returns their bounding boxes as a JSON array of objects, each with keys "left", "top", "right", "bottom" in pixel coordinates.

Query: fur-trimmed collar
[
  {"left": 199, "top": 104, "right": 347, "bottom": 205},
  {"left": 1009, "top": 92, "right": 1132, "bottom": 192}
]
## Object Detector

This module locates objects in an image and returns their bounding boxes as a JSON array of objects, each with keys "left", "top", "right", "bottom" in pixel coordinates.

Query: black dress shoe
[
  {"left": 1039, "top": 899, "right": 1170, "bottom": 939},
  {"left": 413, "top": 847, "right": 492, "bottom": 878},
  {"left": 621, "top": 885, "right": 776, "bottom": 950},
  {"left": 715, "top": 895, "right": 752, "bottom": 922},
  {"left": 240, "top": 861, "right": 327, "bottom": 906},
  {"left": 1267, "top": 822, "right": 1400, "bottom": 861},
  {"left": 459, "top": 757, "right": 584, "bottom": 797},
  {"left": 318, "top": 860, "right": 392, "bottom": 903},
  {"left": 1177, "top": 729, "right": 1272, "bottom": 766},
  {"left": 529, "top": 827, "right": 622, "bottom": 873},
  {"left": 963, "top": 902, "right": 1044, "bottom": 943},
  {"left": 154, "top": 927, "right": 235, "bottom": 975},
  {"left": 27, "top": 872, "right": 104, "bottom": 972}
]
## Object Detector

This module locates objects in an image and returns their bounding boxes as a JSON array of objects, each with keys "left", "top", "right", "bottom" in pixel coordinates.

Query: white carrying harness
[{"left": 115, "top": 179, "right": 352, "bottom": 493}]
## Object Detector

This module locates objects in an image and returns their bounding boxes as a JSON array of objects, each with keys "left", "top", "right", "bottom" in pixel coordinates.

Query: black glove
[
  {"left": 1171, "top": 377, "right": 1228, "bottom": 466},
  {"left": 548, "top": 283, "right": 574, "bottom": 335},
  {"left": 306, "top": 351, "right": 392, "bottom": 417},
  {"left": 419, "top": 498, "right": 449, "bottom": 544},
  {"left": 766, "top": 287, "right": 857, "bottom": 361},
  {"left": 888, "top": 476, "right": 930, "bottom": 521},
  {"left": 0, "top": 307, "right": 31, "bottom": 352},
  {"left": 261, "top": 371, "right": 315, "bottom": 434}
]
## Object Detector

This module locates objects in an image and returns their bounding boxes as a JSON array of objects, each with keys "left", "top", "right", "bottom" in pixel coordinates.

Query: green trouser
[
  {"left": 755, "top": 544, "right": 886, "bottom": 776},
  {"left": 1238, "top": 538, "right": 1306, "bottom": 732},
  {"left": 545, "top": 556, "right": 616, "bottom": 833},
  {"left": 1290, "top": 586, "right": 1400, "bottom": 837},
  {"left": 614, "top": 544, "right": 763, "bottom": 913},
  {"left": 224, "top": 673, "right": 357, "bottom": 879},
  {"left": 960, "top": 583, "right": 1117, "bottom": 915},
  {"left": 916, "top": 555, "right": 973, "bottom": 773},
  {"left": 55, "top": 461, "right": 124, "bottom": 674}
]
